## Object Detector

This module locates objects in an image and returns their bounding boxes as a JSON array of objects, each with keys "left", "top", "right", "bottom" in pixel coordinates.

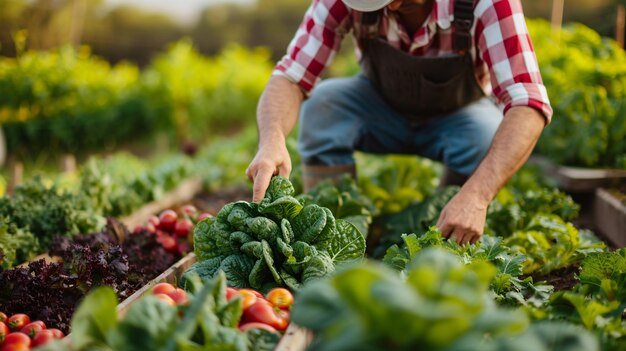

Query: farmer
[{"left": 246, "top": 0, "right": 552, "bottom": 245}]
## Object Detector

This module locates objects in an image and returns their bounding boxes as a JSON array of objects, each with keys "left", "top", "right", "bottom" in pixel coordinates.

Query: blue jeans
[{"left": 298, "top": 75, "right": 503, "bottom": 176}]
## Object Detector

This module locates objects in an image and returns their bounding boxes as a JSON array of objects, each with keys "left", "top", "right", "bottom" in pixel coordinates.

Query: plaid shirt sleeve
[
  {"left": 474, "top": 0, "right": 553, "bottom": 123},
  {"left": 273, "top": 0, "right": 351, "bottom": 94}
]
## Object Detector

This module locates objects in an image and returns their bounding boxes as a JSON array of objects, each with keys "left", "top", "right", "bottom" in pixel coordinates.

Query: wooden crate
[
  {"left": 117, "top": 253, "right": 197, "bottom": 317},
  {"left": 116, "top": 252, "right": 313, "bottom": 350},
  {"left": 594, "top": 188, "right": 626, "bottom": 248},
  {"left": 529, "top": 156, "right": 626, "bottom": 192}
]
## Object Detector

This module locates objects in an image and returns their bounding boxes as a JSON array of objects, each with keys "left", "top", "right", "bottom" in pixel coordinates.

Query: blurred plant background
[{"left": 0, "top": 0, "right": 625, "bottom": 179}]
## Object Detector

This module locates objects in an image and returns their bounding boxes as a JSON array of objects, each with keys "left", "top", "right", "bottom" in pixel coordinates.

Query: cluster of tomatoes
[
  {"left": 134, "top": 205, "right": 211, "bottom": 256},
  {"left": 0, "top": 312, "right": 64, "bottom": 351},
  {"left": 150, "top": 282, "right": 190, "bottom": 306},
  {"left": 148, "top": 283, "right": 294, "bottom": 334},
  {"left": 228, "top": 287, "right": 294, "bottom": 334}
]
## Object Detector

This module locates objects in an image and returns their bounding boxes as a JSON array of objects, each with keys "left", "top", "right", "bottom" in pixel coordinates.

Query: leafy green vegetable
[
  {"left": 383, "top": 228, "right": 552, "bottom": 307},
  {"left": 0, "top": 216, "right": 39, "bottom": 270},
  {"left": 293, "top": 248, "right": 595, "bottom": 351},
  {"left": 372, "top": 186, "right": 459, "bottom": 258},
  {"left": 186, "top": 176, "right": 366, "bottom": 292},
  {"left": 37, "top": 272, "right": 278, "bottom": 351},
  {"left": 297, "top": 175, "right": 376, "bottom": 238}
]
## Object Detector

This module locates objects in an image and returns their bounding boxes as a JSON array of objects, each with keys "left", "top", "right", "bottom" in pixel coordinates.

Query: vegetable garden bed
[
  {"left": 529, "top": 155, "right": 626, "bottom": 192},
  {"left": 594, "top": 187, "right": 626, "bottom": 247}
]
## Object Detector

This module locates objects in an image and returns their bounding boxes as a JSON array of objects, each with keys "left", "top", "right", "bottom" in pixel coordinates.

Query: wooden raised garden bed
[
  {"left": 594, "top": 188, "right": 626, "bottom": 248},
  {"left": 529, "top": 155, "right": 626, "bottom": 192}
]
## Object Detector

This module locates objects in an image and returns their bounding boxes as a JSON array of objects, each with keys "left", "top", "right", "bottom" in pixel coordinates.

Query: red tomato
[
  {"left": 0, "top": 312, "right": 7, "bottom": 323},
  {"left": 165, "top": 288, "right": 189, "bottom": 306},
  {"left": 225, "top": 287, "right": 239, "bottom": 301},
  {"left": 133, "top": 225, "right": 143, "bottom": 235},
  {"left": 145, "top": 223, "right": 157, "bottom": 234},
  {"left": 47, "top": 329, "right": 64, "bottom": 339},
  {"left": 176, "top": 241, "right": 190, "bottom": 256},
  {"left": 6, "top": 315, "right": 30, "bottom": 331},
  {"left": 2, "top": 332, "right": 31, "bottom": 347},
  {"left": 158, "top": 210, "right": 178, "bottom": 232},
  {"left": 154, "top": 294, "right": 177, "bottom": 306},
  {"left": 174, "top": 219, "right": 194, "bottom": 238},
  {"left": 181, "top": 205, "right": 197, "bottom": 216},
  {"left": 148, "top": 215, "right": 160, "bottom": 227},
  {"left": 238, "top": 290, "right": 258, "bottom": 311},
  {"left": 0, "top": 343, "right": 29, "bottom": 351},
  {"left": 244, "top": 301, "right": 290, "bottom": 331},
  {"left": 32, "top": 330, "right": 56, "bottom": 347},
  {"left": 197, "top": 213, "right": 212, "bottom": 222},
  {"left": 157, "top": 235, "right": 178, "bottom": 253},
  {"left": 266, "top": 288, "right": 294, "bottom": 310},
  {"left": 239, "top": 322, "right": 279, "bottom": 334},
  {"left": 152, "top": 282, "right": 176, "bottom": 295},
  {"left": 20, "top": 321, "right": 45, "bottom": 338},
  {"left": 0, "top": 322, "right": 9, "bottom": 342}
]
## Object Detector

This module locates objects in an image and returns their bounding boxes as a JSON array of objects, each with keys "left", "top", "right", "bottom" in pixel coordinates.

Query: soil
[
  {"left": 189, "top": 188, "right": 252, "bottom": 216},
  {"left": 530, "top": 265, "right": 580, "bottom": 292}
]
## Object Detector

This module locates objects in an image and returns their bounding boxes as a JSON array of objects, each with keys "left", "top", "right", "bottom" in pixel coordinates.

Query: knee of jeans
[{"left": 446, "top": 126, "right": 498, "bottom": 175}]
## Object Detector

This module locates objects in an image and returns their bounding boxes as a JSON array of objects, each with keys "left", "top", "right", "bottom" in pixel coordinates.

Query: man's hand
[
  {"left": 246, "top": 140, "right": 292, "bottom": 202},
  {"left": 436, "top": 106, "right": 546, "bottom": 246},
  {"left": 436, "top": 190, "right": 488, "bottom": 245}
]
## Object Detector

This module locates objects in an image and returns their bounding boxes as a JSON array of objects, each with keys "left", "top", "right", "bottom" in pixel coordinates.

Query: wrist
[
  {"left": 259, "top": 130, "right": 286, "bottom": 149},
  {"left": 459, "top": 178, "right": 496, "bottom": 209}
]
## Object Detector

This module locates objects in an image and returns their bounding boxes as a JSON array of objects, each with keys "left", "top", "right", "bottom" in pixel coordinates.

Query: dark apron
[{"left": 359, "top": 0, "right": 484, "bottom": 124}]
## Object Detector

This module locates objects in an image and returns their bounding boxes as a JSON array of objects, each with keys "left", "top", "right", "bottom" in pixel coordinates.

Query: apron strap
[{"left": 453, "top": 0, "right": 476, "bottom": 54}]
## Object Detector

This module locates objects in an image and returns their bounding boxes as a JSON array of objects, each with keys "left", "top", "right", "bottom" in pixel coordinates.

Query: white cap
[{"left": 341, "top": 0, "right": 393, "bottom": 12}]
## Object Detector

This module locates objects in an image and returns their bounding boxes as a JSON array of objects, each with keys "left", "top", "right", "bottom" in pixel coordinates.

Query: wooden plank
[
  {"left": 594, "top": 188, "right": 626, "bottom": 248},
  {"left": 275, "top": 324, "right": 314, "bottom": 351},
  {"left": 120, "top": 176, "right": 203, "bottom": 229},
  {"left": 116, "top": 253, "right": 197, "bottom": 317},
  {"left": 528, "top": 155, "right": 626, "bottom": 192}
]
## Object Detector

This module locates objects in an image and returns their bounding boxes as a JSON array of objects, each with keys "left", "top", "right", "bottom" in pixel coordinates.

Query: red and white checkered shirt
[{"left": 274, "top": 0, "right": 553, "bottom": 121}]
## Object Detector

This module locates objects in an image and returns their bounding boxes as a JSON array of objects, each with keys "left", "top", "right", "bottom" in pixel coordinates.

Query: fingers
[
  {"left": 278, "top": 159, "right": 292, "bottom": 178},
  {"left": 251, "top": 165, "right": 274, "bottom": 203}
]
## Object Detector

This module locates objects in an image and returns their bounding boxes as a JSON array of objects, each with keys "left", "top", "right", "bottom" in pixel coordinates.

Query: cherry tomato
[
  {"left": 239, "top": 322, "right": 279, "bottom": 334},
  {"left": 32, "top": 329, "right": 56, "bottom": 347},
  {"left": 0, "top": 343, "right": 29, "bottom": 351},
  {"left": 157, "top": 235, "right": 178, "bottom": 253},
  {"left": 238, "top": 290, "right": 258, "bottom": 311},
  {"left": 181, "top": 205, "right": 197, "bottom": 216},
  {"left": 20, "top": 321, "right": 45, "bottom": 338},
  {"left": 266, "top": 288, "right": 294, "bottom": 310},
  {"left": 0, "top": 312, "right": 7, "bottom": 323},
  {"left": 6, "top": 315, "right": 30, "bottom": 331},
  {"left": 244, "top": 301, "right": 290, "bottom": 331},
  {"left": 158, "top": 210, "right": 178, "bottom": 232},
  {"left": 152, "top": 282, "right": 176, "bottom": 295},
  {"left": 133, "top": 225, "right": 144, "bottom": 235},
  {"left": 176, "top": 241, "right": 191, "bottom": 256},
  {"left": 145, "top": 223, "right": 157, "bottom": 234},
  {"left": 2, "top": 332, "right": 31, "bottom": 347},
  {"left": 47, "top": 328, "right": 64, "bottom": 339},
  {"left": 197, "top": 213, "right": 212, "bottom": 222},
  {"left": 148, "top": 215, "right": 160, "bottom": 227},
  {"left": 165, "top": 288, "right": 189, "bottom": 306},
  {"left": 225, "top": 287, "right": 239, "bottom": 301},
  {"left": 174, "top": 219, "right": 194, "bottom": 238},
  {"left": 154, "top": 294, "right": 177, "bottom": 306},
  {"left": 0, "top": 322, "right": 9, "bottom": 343}
]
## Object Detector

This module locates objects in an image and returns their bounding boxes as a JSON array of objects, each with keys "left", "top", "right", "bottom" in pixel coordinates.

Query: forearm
[
  {"left": 461, "top": 106, "right": 546, "bottom": 204},
  {"left": 257, "top": 75, "right": 304, "bottom": 147}
]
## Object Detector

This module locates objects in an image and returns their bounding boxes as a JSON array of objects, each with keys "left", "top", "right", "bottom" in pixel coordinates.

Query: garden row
[{"left": 2, "top": 155, "right": 625, "bottom": 350}]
